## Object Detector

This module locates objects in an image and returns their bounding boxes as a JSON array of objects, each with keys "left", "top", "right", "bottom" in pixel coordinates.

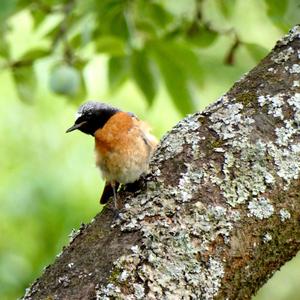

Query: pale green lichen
[
  {"left": 258, "top": 94, "right": 284, "bottom": 119},
  {"left": 255, "top": 92, "right": 300, "bottom": 187},
  {"left": 248, "top": 197, "right": 274, "bottom": 220},
  {"left": 202, "top": 258, "right": 225, "bottom": 297},
  {"left": 263, "top": 232, "right": 272, "bottom": 243},
  {"left": 133, "top": 283, "right": 145, "bottom": 299},
  {"left": 178, "top": 163, "right": 204, "bottom": 202},
  {"left": 293, "top": 80, "right": 300, "bottom": 87},
  {"left": 209, "top": 102, "right": 253, "bottom": 140},
  {"left": 267, "top": 142, "right": 300, "bottom": 184},
  {"left": 271, "top": 46, "right": 294, "bottom": 63},
  {"left": 279, "top": 25, "right": 300, "bottom": 46},
  {"left": 57, "top": 275, "right": 70, "bottom": 287},
  {"left": 119, "top": 270, "right": 129, "bottom": 282},
  {"left": 288, "top": 93, "right": 300, "bottom": 123},
  {"left": 96, "top": 283, "right": 121, "bottom": 300},
  {"left": 279, "top": 208, "right": 291, "bottom": 222},
  {"left": 218, "top": 140, "right": 275, "bottom": 207},
  {"left": 289, "top": 64, "right": 300, "bottom": 73},
  {"left": 275, "top": 120, "right": 297, "bottom": 146},
  {"left": 158, "top": 113, "right": 202, "bottom": 160}
]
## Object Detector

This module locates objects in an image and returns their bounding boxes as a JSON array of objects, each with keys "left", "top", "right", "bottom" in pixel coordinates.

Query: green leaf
[
  {"left": 20, "top": 48, "right": 50, "bottom": 62},
  {"left": 265, "top": 0, "right": 288, "bottom": 18},
  {"left": 160, "top": 0, "right": 197, "bottom": 22},
  {"left": 215, "top": 0, "right": 237, "bottom": 18},
  {"left": 30, "top": 8, "right": 46, "bottom": 29},
  {"left": 95, "top": 35, "right": 125, "bottom": 56},
  {"left": 244, "top": 43, "right": 269, "bottom": 62},
  {"left": 135, "top": 20, "right": 157, "bottom": 38},
  {"left": 186, "top": 24, "right": 218, "bottom": 48},
  {"left": 152, "top": 41, "right": 204, "bottom": 86},
  {"left": 108, "top": 56, "right": 129, "bottom": 91},
  {"left": 0, "top": 36, "right": 10, "bottom": 59},
  {"left": 16, "top": 0, "right": 35, "bottom": 10},
  {"left": 94, "top": 1, "right": 129, "bottom": 39},
  {"left": 45, "top": 14, "right": 77, "bottom": 46},
  {"left": 69, "top": 23, "right": 93, "bottom": 49},
  {"left": 130, "top": 49, "right": 157, "bottom": 105},
  {"left": 12, "top": 66, "right": 37, "bottom": 103},
  {"left": 69, "top": 33, "right": 82, "bottom": 49},
  {"left": 45, "top": 23, "right": 61, "bottom": 40},
  {"left": 264, "top": 0, "right": 289, "bottom": 30},
  {"left": 283, "top": 0, "right": 300, "bottom": 30},
  {"left": 0, "top": 0, "right": 18, "bottom": 23},
  {"left": 151, "top": 43, "right": 197, "bottom": 115},
  {"left": 135, "top": 1, "right": 173, "bottom": 34}
]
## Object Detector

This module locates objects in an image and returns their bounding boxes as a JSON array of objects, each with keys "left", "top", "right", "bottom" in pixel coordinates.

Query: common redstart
[{"left": 66, "top": 101, "right": 158, "bottom": 207}]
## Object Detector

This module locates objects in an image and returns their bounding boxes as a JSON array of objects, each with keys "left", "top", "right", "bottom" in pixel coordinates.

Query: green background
[{"left": 0, "top": 0, "right": 299, "bottom": 299}]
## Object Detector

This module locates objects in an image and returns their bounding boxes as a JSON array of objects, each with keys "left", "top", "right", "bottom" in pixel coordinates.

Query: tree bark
[{"left": 23, "top": 26, "right": 300, "bottom": 300}]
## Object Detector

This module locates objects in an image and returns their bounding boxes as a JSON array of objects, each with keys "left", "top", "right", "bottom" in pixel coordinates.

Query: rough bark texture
[{"left": 23, "top": 26, "right": 300, "bottom": 300}]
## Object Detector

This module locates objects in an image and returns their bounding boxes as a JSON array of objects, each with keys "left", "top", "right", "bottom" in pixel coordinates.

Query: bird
[{"left": 66, "top": 101, "right": 158, "bottom": 208}]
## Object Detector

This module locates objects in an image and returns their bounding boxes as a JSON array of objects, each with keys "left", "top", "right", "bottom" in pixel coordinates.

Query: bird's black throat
[{"left": 68, "top": 101, "right": 120, "bottom": 136}]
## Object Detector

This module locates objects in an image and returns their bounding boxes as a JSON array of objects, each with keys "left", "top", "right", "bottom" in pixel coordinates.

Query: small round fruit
[{"left": 49, "top": 64, "right": 81, "bottom": 96}]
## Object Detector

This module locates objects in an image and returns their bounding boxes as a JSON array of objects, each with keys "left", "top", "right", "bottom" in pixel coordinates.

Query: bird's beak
[{"left": 66, "top": 121, "right": 87, "bottom": 133}]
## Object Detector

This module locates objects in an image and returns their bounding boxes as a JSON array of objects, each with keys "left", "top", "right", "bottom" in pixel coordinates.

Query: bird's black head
[{"left": 66, "top": 101, "right": 120, "bottom": 136}]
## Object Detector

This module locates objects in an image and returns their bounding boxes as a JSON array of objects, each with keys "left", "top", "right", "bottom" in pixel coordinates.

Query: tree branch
[{"left": 23, "top": 25, "right": 300, "bottom": 300}]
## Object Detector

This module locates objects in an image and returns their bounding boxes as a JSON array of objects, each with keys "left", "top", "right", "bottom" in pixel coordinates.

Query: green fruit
[{"left": 49, "top": 64, "right": 81, "bottom": 96}]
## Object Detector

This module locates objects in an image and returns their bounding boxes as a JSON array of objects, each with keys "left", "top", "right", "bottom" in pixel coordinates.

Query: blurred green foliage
[{"left": 0, "top": 0, "right": 300, "bottom": 299}]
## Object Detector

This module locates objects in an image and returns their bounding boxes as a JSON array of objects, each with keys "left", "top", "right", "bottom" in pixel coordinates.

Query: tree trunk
[{"left": 23, "top": 26, "right": 300, "bottom": 300}]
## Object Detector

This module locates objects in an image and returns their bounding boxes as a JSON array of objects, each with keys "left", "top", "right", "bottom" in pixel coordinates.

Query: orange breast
[{"left": 94, "top": 112, "right": 157, "bottom": 184}]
